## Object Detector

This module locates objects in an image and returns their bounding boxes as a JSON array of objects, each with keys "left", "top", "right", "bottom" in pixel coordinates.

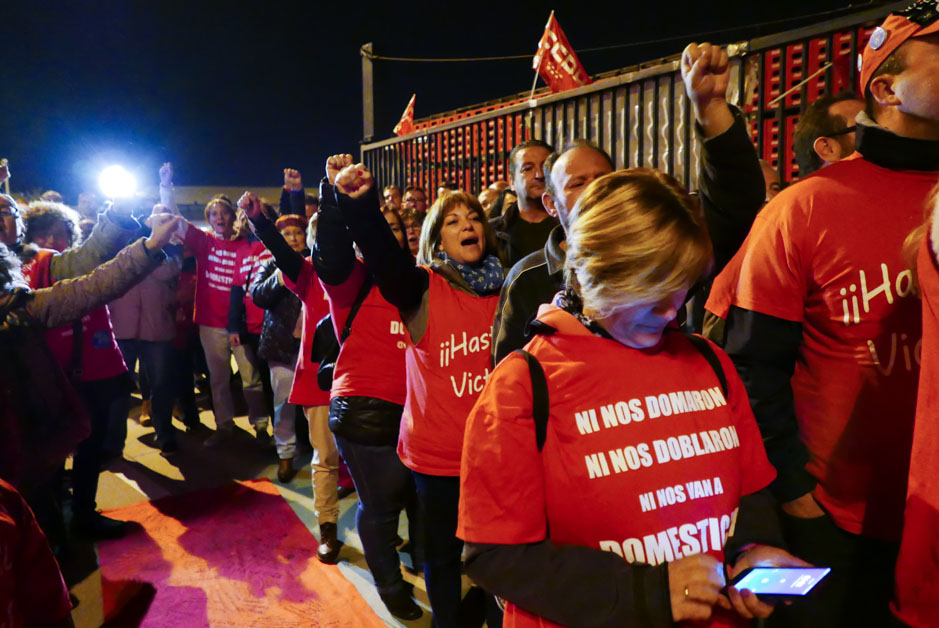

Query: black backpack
[
  {"left": 312, "top": 277, "right": 373, "bottom": 392},
  {"left": 515, "top": 329, "right": 728, "bottom": 451}
]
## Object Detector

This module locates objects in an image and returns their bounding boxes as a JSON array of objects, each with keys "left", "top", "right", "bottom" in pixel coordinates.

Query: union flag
[
  {"left": 532, "top": 12, "right": 592, "bottom": 93},
  {"left": 393, "top": 94, "right": 416, "bottom": 136}
]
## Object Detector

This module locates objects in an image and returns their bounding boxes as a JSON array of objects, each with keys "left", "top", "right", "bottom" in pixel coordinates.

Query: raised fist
[
  {"left": 335, "top": 163, "right": 373, "bottom": 199},
  {"left": 159, "top": 162, "right": 174, "bottom": 186},
  {"left": 237, "top": 191, "right": 262, "bottom": 220},
  {"left": 284, "top": 168, "right": 302, "bottom": 192},
  {"left": 326, "top": 154, "right": 355, "bottom": 186},
  {"left": 145, "top": 214, "right": 182, "bottom": 251},
  {"left": 681, "top": 42, "right": 730, "bottom": 111},
  {"left": 0, "top": 161, "right": 9, "bottom": 185}
]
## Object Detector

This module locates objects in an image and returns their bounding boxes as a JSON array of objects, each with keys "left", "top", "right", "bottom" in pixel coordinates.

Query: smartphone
[{"left": 730, "top": 567, "right": 830, "bottom": 600}]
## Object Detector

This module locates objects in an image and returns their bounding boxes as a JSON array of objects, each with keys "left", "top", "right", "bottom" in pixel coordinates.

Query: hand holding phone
[
  {"left": 730, "top": 566, "right": 830, "bottom": 599},
  {"left": 725, "top": 545, "right": 817, "bottom": 619}
]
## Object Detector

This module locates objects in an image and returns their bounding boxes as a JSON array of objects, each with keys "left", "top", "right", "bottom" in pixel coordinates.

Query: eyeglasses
[
  {"left": 827, "top": 126, "right": 857, "bottom": 137},
  {"left": 0, "top": 206, "right": 18, "bottom": 218}
]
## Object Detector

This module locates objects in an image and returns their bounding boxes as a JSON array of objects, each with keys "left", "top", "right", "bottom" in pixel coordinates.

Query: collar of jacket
[
  {"left": 492, "top": 200, "right": 520, "bottom": 231},
  {"left": 856, "top": 111, "right": 939, "bottom": 171},
  {"left": 544, "top": 224, "right": 567, "bottom": 277}
]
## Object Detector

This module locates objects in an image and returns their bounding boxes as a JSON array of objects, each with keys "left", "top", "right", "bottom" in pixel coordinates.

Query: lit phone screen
[{"left": 733, "top": 567, "right": 831, "bottom": 595}]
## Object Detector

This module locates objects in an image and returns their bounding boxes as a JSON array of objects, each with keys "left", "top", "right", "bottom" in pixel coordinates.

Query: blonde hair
[
  {"left": 902, "top": 181, "right": 939, "bottom": 297},
  {"left": 565, "top": 168, "right": 713, "bottom": 317},
  {"left": 417, "top": 191, "right": 499, "bottom": 266},
  {"left": 203, "top": 194, "right": 235, "bottom": 223}
]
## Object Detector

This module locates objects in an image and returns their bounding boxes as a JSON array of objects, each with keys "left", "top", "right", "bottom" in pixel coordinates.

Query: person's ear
[
  {"left": 543, "top": 192, "right": 559, "bottom": 219},
  {"left": 812, "top": 136, "right": 843, "bottom": 165},
  {"left": 869, "top": 74, "right": 902, "bottom": 109}
]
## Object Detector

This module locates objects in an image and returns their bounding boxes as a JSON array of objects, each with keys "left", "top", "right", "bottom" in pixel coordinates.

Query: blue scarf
[{"left": 436, "top": 251, "right": 503, "bottom": 295}]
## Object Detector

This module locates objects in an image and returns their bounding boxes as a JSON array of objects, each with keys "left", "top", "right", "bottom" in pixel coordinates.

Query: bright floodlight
[{"left": 98, "top": 165, "right": 137, "bottom": 198}]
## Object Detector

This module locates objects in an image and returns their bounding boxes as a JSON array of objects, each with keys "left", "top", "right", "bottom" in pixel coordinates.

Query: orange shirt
[
  {"left": 323, "top": 260, "right": 407, "bottom": 405},
  {"left": 398, "top": 270, "right": 499, "bottom": 476},
  {"left": 458, "top": 306, "right": 774, "bottom": 628},
  {"left": 733, "top": 154, "right": 935, "bottom": 540},
  {"left": 893, "top": 236, "right": 939, "bottom": 627}
]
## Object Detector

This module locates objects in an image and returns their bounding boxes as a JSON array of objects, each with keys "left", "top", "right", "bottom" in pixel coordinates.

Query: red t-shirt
[
  {"left": 284, "top": 258, "right": 331, "bottom": 407},
  {"left": 398, "top": 269, "right": 499, "bottom": 476},
  {"left": 23, "top": 249, "right": 127, "bottom": 382},
  {"left": 322, "top": 260, "right": 407, "bottom": 405},
  {"left": 458, "top": 306, "right": 775, "bottom": 628},
  {"left": 233, "top": 241, "right": 271, "bottom": 335},
  {"left": 893, "top": 235, "right": 939, "bottom": 627},
  {"left": 0, "top": 479, "right": 73, "bottom": 627},
  {"left": 732, "top": 154, "right": 934, "bottom": 540},
  {"left": 184, "top": 227, "right": 257, "bottom": 329}
]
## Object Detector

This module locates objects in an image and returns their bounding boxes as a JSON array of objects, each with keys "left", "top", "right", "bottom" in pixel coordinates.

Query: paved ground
[{"left": 64, "top": 392, "right": 447, "bottom": 627}]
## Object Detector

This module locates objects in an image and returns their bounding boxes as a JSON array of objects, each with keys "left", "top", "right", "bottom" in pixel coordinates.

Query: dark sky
[{"left": 2, "top": 0, "right": 867, "bottom": 198}]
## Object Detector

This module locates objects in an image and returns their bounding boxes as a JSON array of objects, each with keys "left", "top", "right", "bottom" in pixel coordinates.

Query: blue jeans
[
  {"left": 412, "top": 471, "right": 462, "bottom": 628},
  {"left": 334, "top": 434, "right": 422, "bottom": 598},
  {"left": 116, "top": 339, "right": 177, "bottom": 449}
]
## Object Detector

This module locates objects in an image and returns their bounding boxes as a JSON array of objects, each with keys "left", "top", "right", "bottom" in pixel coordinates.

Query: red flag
[
  {"left": 532, "top": 13, "right": 592, "bottom": 93},
  {"left": 393, "top": 94, "right": 416, "bottom": 136}
]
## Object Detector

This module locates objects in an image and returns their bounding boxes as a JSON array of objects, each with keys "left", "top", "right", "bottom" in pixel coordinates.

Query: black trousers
[{"left": 72, "top": 376, "right": 129, "bottom": 515}]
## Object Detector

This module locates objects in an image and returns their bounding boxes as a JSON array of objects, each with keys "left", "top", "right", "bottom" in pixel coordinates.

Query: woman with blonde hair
[
  {"left": 458, "top": 168, "right": 807, "bottom": 627},
  {"left": 181, "top": 194, "right": 270, "bottom": 446},
  {"left": 333, "top": 162, "right": 502, "bottom": 627}
]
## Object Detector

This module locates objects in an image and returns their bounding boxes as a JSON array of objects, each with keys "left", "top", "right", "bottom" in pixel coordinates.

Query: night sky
[{"left": 3, "top": 0, "right": 863, "bottom": 198}]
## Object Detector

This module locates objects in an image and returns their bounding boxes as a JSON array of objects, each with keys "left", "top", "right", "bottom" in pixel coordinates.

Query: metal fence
[{"left": 361, "top": 3, "right": 903, "bottom": 201}]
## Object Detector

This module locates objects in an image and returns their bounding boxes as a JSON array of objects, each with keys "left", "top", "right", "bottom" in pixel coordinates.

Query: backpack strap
[
  {"left": 682, "top": 332, "right": 727, "bottom": 398},
  {"left": 339, "top": 276, "right": 373, "bottom": 344},
  {"left": 515, "top": 349, "right": 550, "bottom": 452}
]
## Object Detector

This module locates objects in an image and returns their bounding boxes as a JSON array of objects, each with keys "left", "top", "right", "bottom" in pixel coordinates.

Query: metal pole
[{"left": 361, "top": 43, "right": 375, "bottom": 143}]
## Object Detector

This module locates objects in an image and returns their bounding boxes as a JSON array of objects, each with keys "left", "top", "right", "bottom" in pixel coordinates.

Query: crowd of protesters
[{"left": 3, "top": 4, "right": 939, "bottom": 627}]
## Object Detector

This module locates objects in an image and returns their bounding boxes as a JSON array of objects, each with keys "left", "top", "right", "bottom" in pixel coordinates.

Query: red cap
[
  {"left": 859, "top": 1, "right": 939, "bottom": 96},
  {"left": 275, "top": 214, "right": 308, "bottom": 232}
]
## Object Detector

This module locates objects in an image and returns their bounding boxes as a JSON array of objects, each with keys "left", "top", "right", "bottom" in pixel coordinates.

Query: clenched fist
[
  {"left": 159, "top": 162, "right": 174, "bottom": 187},
  {"left": 681, "top": 42, "right": 730, "bottom": 111},
  {"left": 326, "top": 154, "right": 355, "bottom": 186},
  {"left": 335, "top": 163, "right": 373, "bottom": 199},
  {"left": 284, "top": 168, "right": 302, "bottom": 192},
  {"left": 237, "top": 191, "right": 262, "bottom": 220}
]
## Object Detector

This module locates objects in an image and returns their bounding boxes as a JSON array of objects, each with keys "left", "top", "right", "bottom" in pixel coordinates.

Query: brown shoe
[
  {"left": 317, "top": 522, "right": 342, "bottom": 564},
  {"left": 277, "top": 459, "right": 297, "bottom": 483}
]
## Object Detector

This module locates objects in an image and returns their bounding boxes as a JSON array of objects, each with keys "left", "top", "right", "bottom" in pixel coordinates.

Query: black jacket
[
  {"left": 489, "top": 200, "right": 559, "bottom": 270},
  {"left": 250, "top": 257, "right": 303, "bottom": 365},
  {"left": 491, "top": 107, "right": 766, "bottom": 365},
  {"left": 313, "top": 179, "right": 409, "bottom": 446}
]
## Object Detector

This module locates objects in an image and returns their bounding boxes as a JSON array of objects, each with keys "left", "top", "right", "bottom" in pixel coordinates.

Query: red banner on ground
[
  {"left": 532, "top": 13, "right": 591, "bottom": 93},
  {"left": 393, "top": 94, "right": 416, "bottom": 136}
]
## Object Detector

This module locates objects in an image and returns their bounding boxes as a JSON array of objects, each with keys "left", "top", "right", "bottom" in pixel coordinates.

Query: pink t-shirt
[
  {"left": 283, "top": 259, "right": 331, "bottom": 407},
  {"left": 23, "top": 249, "right": 127, "bottom": 382},
  {"left": 184, "top": 227, "right": 258, "bottom": 329}
]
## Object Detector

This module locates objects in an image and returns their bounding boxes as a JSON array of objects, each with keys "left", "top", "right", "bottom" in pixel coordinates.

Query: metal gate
[{"left": 361, "top": 3, "right": 903, "bottom": 200}]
